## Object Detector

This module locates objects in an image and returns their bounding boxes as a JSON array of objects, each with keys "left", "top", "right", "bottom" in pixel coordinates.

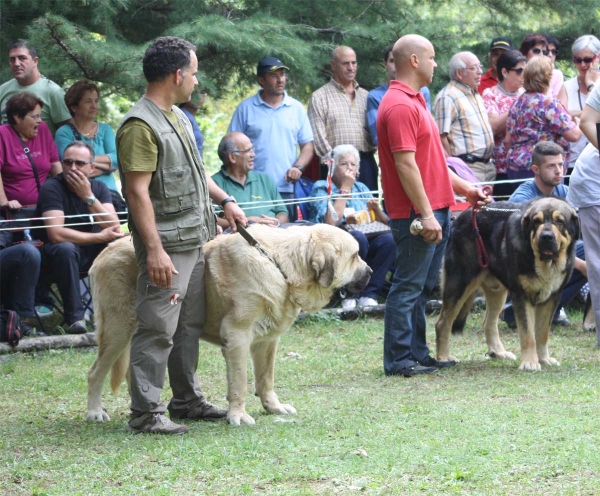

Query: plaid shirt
[
  {"left": 433, "top": 80, "right": 494, "bottom": 159},
  {"left": 308, "top": 79, "right": 374, "bottom": 161}
]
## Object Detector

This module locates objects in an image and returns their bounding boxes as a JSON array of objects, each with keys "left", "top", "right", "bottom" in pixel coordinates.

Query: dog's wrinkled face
[
  {"left": 310, "top": 227, "right": 372, "bottom": 292},
  {"left": 522, "top": 198, "right": 579, "bottom": 261}
]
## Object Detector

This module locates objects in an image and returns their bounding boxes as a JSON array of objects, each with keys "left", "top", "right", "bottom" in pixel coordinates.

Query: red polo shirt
[
  {"left": 478, "top": 69, "right": 497, "bottom": 94},
  {"left": 376, "top": 80, "right": 454, "bottom": 219}
]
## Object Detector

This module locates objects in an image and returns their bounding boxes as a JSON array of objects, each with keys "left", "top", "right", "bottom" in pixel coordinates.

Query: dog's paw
[
  {"left": 227, "top": 412, "right": 256, "bottom": 426},
  {"left": 518, "top": 360, "right": 541, "bottom": 371},
  {"left": 487, "top": 350, "right": 516, "bottom": 360},
  {"left": 85, "top": 410, "right": 110, "bottom": 422},
  {"left": 269, "top": 403, "right": 297, "bottom": 415},
  {"left": 539, "top": 357, "right": 560, "bottom": 367},
  {"left": 436, "top": 354, "right": 459, "bottom": 363}
]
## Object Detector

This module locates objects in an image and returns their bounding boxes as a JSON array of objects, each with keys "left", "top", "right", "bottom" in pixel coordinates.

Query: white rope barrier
[{"left": 1, "top": 173, "right": 567, "bottom": 232}]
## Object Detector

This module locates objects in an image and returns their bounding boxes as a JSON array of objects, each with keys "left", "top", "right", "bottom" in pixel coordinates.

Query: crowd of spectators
[{"left": 1, "top": 31, "right": 600, "bottom": 359}]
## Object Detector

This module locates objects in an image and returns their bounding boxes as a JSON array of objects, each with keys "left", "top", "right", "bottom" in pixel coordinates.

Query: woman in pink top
[{"left": 0, "top": 92, "right": 61, "bottom": 210}]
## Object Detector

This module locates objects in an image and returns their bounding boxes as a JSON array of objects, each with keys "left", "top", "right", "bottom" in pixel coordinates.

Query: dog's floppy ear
[
  {"left": 311, "top": 247, "right": 336, "bottom": 288},
  {"left": 521, "top": 204, "right": 535, "bottom": 236}
]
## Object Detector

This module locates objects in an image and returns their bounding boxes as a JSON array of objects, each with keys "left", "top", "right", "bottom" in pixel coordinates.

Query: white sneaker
[
  {"left": 358, "top": 297, "right": 379, "bottom": 307},
  {"left": 342, "top": 298, "right": 357, "bottom": 310}
]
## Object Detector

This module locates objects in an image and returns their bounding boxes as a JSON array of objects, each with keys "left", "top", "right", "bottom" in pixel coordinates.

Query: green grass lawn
[{"left": 2, "top": 310, "right": 600, "bottom": 495}]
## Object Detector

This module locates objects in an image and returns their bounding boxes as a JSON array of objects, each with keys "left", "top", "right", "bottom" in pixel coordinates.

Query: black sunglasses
[
  {"left": 549, "top": 49, "right": 559, "bottom": 56},
  {"left": 509, "top": 67, "right": 525, "bottom": 75},
  {"left": 62, "top": 159, "right": 92, "bottom": 167},
  {"left": 532, "top": 48, "right": 549, "bottom": 56},
  {"left": 573, "top": 56, "right": 595, "bottom": 64}
]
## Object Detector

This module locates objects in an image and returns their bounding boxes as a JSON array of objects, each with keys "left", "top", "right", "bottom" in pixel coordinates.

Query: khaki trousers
[
  {"left": 468, "top": 160, "right": 496, "bottom": 184},
  {"left": 129, "top": 233, "right": 207, "bottom": 416}
]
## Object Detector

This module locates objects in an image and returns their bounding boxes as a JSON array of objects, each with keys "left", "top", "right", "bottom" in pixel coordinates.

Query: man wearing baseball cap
[
  {"left": 228, "top": 56, "right": 314, "bottom": 220},
  {"left": 478, "top": 37, "right": 514, "bottom": 94}
]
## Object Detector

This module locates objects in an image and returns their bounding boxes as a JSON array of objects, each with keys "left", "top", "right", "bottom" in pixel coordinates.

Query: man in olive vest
[{"left": 117, "top": 36, "right": 247, "bottom": 435}]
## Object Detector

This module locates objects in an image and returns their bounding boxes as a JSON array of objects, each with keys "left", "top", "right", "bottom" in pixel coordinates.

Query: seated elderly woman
[
  {"left": 0, "top": 92, "right": 61, "bottom": 209},
  {"left": 506, "top": 56, "right": 581, "bottom": 185},
  {"left": 308, "top": 144, "right": 395, "bottom": 309}
]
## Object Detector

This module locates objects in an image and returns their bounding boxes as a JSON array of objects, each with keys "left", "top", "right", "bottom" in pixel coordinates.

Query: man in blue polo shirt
[
  {"left": 366, "top": 45, "right": 431, "bottom": 147},
  {"left": 228, "top": 56, "right": 314, "bottom": 221},
  {"left": 503, "top": 141, "right": 588, "bottom": 328},
  {"left": 212, "top": 132, "right": 289, "bottom": 229}
]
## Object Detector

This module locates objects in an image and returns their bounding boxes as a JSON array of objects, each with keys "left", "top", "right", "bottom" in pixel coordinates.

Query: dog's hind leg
[
  {"left": 451, "top": 292, "right": 477, "bottom": 335},
  {"left": 436, "top": 275, "right": 483, "bottom": 362},
  {"left": 536, "top": 297, "right": 560, "bottom": 367},
  {"left": 481, "top": 279, "right": 514, "bottom": 360},
  {"left": 251, "top": 336, "right": 297, "bottom": 416}
]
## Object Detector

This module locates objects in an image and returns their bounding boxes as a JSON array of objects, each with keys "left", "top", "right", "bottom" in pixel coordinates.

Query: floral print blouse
[{"left": 506, "top": 92, "right": 575, "bottom": 172}]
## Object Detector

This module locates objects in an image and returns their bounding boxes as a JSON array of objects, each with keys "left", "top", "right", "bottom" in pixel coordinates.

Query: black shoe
[
  {"left": 418, "top": 355, "right": 457, "bottom": 368},
  {"left": 67, "top": 320, "right": 87, "bottom": 334},
  {"left": 552, "top": 307, "right": 571, "bottom": 326},
  {"left": 390, "top": 365, "right": 438, "bottom": 378},
  {"left": 169, "top": 400, "right": 227, "bottom": 421}
]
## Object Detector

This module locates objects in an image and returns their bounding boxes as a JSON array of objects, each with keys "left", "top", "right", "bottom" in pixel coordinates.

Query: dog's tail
[{"left": 110, "top": 343, "right": 131, "bottom": 394}]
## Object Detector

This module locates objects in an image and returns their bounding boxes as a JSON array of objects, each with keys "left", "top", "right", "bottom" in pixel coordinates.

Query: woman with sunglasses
[
  {"left": 482, "top": 50, "right": 527, "bottom": 197},
  {"left": 0, "top": 92, "right": 61, "bottom": 210},
  {"left": 506, "top": 56, "right": 582, "bottom": 184},
  {"left": 557, "top": 35, "right": 600, "bottom": 173},
  {"left": 543, "top": 34, "right": 564, "bottom": 98}
]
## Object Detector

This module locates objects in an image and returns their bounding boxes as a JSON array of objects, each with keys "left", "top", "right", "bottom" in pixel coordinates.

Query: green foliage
[{"left": 2, "top": 0, "right": 598, "bottom": 101}]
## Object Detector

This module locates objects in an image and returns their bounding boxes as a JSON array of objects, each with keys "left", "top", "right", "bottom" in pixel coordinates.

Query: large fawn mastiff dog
[
  {"left": 86, "top": 224, "right": 372, "bottom": 425},
  {"left": 435, "top": 197, "right": 578, "bottom": 371}
]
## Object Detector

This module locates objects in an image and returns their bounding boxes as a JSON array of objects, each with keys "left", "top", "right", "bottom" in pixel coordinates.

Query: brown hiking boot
[
  {"left": 126, "top": 413, "right": 189, "bottom": 434},
  {"left": 169, "top": 400, "right": 227, "bottom": 421}
]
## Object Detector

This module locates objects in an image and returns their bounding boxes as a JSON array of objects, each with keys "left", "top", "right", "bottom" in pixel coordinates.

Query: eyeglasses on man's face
[
  {"left": 62, "top": 158, "right": 92, "bottom": 167},
  {"left": 232, "top": 146, "right": 255, "bottom": 155},
  {"left": 464, "top": 64, "right": 482, "bottom": 72},
  {"left": 532, "top": 48, "right": 549, "bottom": 56},
  {"left": 508, "top": 67, "right": 525, "bottom": 75}
]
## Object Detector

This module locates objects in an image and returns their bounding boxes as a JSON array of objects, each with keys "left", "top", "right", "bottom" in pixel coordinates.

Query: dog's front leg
[
  {"left": 535, "top": 298, "right": 560, "bottom": 367},
  {"left": 221, "top": 327, "right": 255, "bottom": 425},
  {"left": 482, "top": 286, "right": 515, "bottom": 360},
  {"left": 514, "top": 301, "right": 540, "bottom": 371},
  {"left": 251, "top": 337, "right": 296, "bottom": 416}
]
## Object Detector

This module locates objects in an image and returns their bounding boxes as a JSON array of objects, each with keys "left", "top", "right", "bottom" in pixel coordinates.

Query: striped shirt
[
  {"left": 308, "top": 79, "right": 374, "bottom": 160},
  {"left": 433, "top": 80, "right": 494, "bottom": 159}
]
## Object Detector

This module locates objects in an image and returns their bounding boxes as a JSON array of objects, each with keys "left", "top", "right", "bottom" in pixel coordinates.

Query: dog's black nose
[{"left": 540, "top": 232, "right": 555, "bottom": 241}]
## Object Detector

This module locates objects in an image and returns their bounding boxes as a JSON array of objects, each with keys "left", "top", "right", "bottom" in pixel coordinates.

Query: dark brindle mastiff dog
[{"left": 435, "top": 197, "right": 579, "bottom": 371}]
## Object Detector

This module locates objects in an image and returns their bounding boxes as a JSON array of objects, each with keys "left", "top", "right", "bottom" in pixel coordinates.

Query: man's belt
[{"left": 457, "top": 154, "right": 491, "bottom": 164}]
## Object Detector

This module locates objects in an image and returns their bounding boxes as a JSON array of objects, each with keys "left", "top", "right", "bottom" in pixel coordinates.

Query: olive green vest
[{"left": 118, "top": 97, "right": 216, "bottom": 252}]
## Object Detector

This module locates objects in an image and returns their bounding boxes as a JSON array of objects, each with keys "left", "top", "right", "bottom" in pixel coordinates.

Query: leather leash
[
  {"left": 235, "top": 222, "right": 288, "bottom": 280},
  {"left": 471, "top": 185, "right": 494, "bottom": 269}
]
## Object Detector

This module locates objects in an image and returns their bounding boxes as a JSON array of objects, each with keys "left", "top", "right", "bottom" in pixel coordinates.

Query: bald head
[
  {"left": 218, "top": 132, "right": 247, "bottom": 165},
  {"left": 391, "top": 35, "right": 437, "bottom": 89},
  {"left": 330, "top": 46, "right": 358, "bottom": 85}
]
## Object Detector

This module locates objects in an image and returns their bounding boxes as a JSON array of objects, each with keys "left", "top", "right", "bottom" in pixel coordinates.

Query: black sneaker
[
  {"left": 388, "top": 365, "right": 438, "bottom": 378},
  {"left": 126, "top": 413, "right": 189, "bottom": 434},
  {"left": 169, "top": 400, "right": 227, "bottom": 421},
  {"left": 67, "top": 320, "right": 87, "bottom": 334},
  {"left": 419, "top": 355, "right": 457, "bottom": 368}
]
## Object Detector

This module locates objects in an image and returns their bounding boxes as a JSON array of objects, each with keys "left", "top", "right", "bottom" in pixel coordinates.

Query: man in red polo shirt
[
  {"left": 377, "top": 34, "right": 489, "bottom": 377},
  {"left": 478, "top": 37, "right": 514, "bottom": 94}
]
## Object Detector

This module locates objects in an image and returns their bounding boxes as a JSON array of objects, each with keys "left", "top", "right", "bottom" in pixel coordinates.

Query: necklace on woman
[
  {"left": 78, "top": 121, "right": 98, "bottom": 138},
  {"left": 497, "top": 82, "right": 519, "bottom": 97}
]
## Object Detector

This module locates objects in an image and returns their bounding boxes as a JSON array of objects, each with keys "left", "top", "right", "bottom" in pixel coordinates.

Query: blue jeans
[
  {"left": 384, "top": 208, "right": 450, "bottom": 374},
  {"left": 348, "top": 230, "right": 395, "bottom": 299}
]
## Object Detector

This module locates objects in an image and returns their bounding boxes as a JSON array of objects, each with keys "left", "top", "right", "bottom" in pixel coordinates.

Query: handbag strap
[
  {"left": 68, "top": 123, "right": 83, "bottom": 141},
  {"left": 12, "top": 127, "right": 41, "bottom": 192}
]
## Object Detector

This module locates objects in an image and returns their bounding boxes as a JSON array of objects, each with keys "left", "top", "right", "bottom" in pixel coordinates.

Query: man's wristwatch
[
  {"left": 85, "top": 195, "right": 97, "bottom": 206},
  {"left": 293, "top": 164, "right": 303, "bottom": 171},
  {"left": 588, "top": 83, "right": 596, "bottom": 92},
  {"left": 221, "top": 196, "right": 236, "bottom": 208}
]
